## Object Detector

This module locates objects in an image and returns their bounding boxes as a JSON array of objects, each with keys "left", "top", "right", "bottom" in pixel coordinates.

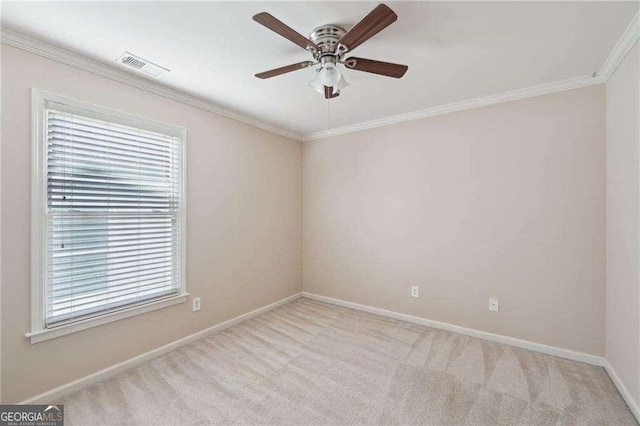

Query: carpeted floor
[{"left": 59, "top": 297, "right": 637, "bottom": 425}]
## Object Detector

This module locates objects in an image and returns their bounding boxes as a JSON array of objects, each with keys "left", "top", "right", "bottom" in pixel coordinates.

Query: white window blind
[{"left": 45, "top": 103, "right": 183, "bottom": 327}]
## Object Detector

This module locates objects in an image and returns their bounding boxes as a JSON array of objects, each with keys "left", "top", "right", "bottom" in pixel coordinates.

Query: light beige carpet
[{"left": 59, "top": 297, "right": 637, "bottom": 425}]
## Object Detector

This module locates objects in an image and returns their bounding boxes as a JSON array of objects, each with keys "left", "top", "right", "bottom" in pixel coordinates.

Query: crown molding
[
  {"left": 0, "top": 28, "right": 303, "bottom": 142},
  {"left": 598, "top": 10, "right": 640, "bottom": 83},
  {"left": 303, "top": 9, "right": 639, "bottom": 141},
  {"left": 3, "top": 7, "right": 637, "bottom": 145},
  {"left": 303, "top": 74, "right": 602, "bottom": 141}
]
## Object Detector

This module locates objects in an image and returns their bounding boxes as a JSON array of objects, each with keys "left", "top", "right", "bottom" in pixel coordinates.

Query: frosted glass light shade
[
  {"left": 335, "top": 74, "right": 350, "bottom": 94},
  {"left": 307, "top": 69, "right": 324, "bottom": 94},
  {"left": 319, "top": 63, "right": 341, "bottom": 87}
]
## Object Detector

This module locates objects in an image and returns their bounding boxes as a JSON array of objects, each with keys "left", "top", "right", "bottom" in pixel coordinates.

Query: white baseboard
[
  {"left": 302, "top": 292, "right": 605, "bottom": 367},
  {"left": 303, "top": 292, "right": 640, "bottom": 421},
  {"left": 21, "top": 289, "right": 638, "bottom": 424},
  {"left": 20, "top": 292, "right": 303, "bottom": 404},
  {"left": 604, "top": 360, "right": 640, "bottom": 423}
]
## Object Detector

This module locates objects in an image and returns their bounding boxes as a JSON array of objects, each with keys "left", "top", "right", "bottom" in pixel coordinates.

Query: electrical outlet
[
  {"left": 192, "top": 297, "right": 201, "bottom": 312},
  {"left": 489, "top": 298, "right": 499, "bottom": 312},
  {"left": 411, "top": 286, "right": 419, "bottom": 298}
]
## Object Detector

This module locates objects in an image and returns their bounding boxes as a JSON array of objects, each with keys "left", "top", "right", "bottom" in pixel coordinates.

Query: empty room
[{"left": 0, "top": 1, "right": 639, "bottom": 425}]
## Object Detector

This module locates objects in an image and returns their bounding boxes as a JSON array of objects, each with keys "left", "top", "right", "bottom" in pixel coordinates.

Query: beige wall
[
  {"left": 0, "top": 45, "right": 303, "bottom": 403},
  {"left": 303, "top": 86, "right": 606, "bottom": 356},
  {"left": 0, "top": 38, "right": 623, "bottom": 404},
  {"left": 606, "top": 41, "right": 640, "bottom": 408}
]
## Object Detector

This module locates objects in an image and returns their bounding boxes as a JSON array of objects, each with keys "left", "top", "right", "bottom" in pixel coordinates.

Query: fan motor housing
[{"left": 309, "top": 24, "right": 347, "bottom": 55}]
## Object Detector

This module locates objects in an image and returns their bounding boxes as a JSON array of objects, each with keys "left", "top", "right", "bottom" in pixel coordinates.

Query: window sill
[{"left": 26, "top": 293, "right": 189, "bottom": 344}]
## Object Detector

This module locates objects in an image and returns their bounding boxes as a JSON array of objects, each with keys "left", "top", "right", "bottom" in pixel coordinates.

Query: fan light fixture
[
  {"left": 307, "top": 67, "right": 350, "bottom": 95},
  {"left": 253, "top": 4, "right": 409, "bottom": 100}
]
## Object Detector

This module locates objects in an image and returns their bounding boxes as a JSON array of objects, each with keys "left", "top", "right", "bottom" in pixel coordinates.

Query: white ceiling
[{"left": 2, "top": 1, "right": 638, "bottom": 137}]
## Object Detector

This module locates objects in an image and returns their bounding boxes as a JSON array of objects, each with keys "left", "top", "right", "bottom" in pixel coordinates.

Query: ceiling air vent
[{"left": 116, "top": 52, "right": 169, "bottom": 78}]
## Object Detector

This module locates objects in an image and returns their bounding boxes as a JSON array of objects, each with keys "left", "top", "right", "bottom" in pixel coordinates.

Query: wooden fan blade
[
  {"left": 343, "top": 57, "right": 408, "bottom": 78},
  {"left": 324, "top": 86, "right": 339, "bottom": 99},
  {"left": 253, "top": 12, "right": 319, "bottom": 52},
  {"left": 337, "top": 4, "right": 397, "bottom": 52},
  {"left": 255, "top": 61, "right": 315, "bottom": 79}
]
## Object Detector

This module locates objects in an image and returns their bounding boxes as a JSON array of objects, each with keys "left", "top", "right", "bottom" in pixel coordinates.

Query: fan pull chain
[{"left": 327, "top": 99, "right": 331, "bottom": 132}]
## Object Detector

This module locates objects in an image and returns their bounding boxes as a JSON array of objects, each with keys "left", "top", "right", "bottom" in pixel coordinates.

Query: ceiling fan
[{"left": 253, "top": 4, "right": 408, "bottom": 99}]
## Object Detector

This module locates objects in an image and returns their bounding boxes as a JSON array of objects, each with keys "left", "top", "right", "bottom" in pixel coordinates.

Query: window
[{"left": 29, "top": 89, "right": 187, "bottom": 343}]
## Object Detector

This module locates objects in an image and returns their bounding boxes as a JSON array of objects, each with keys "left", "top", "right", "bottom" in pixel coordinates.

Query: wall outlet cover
[
  {"left": 193, "top": 297, "right": 202, "bottom": 312},
  {"left": 411, "top": 286, "right": 419, "bottom": 298},
  {"left": 489, "top": 298, "right": 499, "bottom": 312}
]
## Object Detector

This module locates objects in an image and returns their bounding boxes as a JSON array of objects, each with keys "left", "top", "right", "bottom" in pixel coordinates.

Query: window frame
[{"left": 28, "top": 88, "right": 188, "bottom": 344}]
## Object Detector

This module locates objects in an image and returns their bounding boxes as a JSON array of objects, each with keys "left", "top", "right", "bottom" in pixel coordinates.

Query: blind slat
[
  {"left": 49, "top": 283, "right": 176, "bottom": 311},
  {"left": 48, "top": 150, "right": 175, "bottom": 174},
  {"left": 50, "top": 228, "right": 174, "bottom": 240},
  {"left": 48, "top": 289, "right": 178, "bottom": 325},
  {"left": 50, "top": 265, "right": 176, "bottom": 292},
  {"left": 48, "top": 126, "right": 176, "bottom": 153},
  {"left": 49, "top": 177, "right": 174, "bottom": 190},
  {"left": 48, "top": 114, "right": 176, "bottom": 145},
  {"left": 48, "top": 145, "right": 176, "bottom": 169},
  {"left": 49, "top": 278, "right": 176, "bottom": 301},
  {"left": 51, "top": 242, "right": 177, "bottom": 260},
  {"left": 51, "top": 255, "right": 174, "bottom": 278},
  {"left": 51, "top": 253, "right": 174, "bottom": 274},
  {"left": 48, "top": 169, "right": 178, "bottom": 184}
]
